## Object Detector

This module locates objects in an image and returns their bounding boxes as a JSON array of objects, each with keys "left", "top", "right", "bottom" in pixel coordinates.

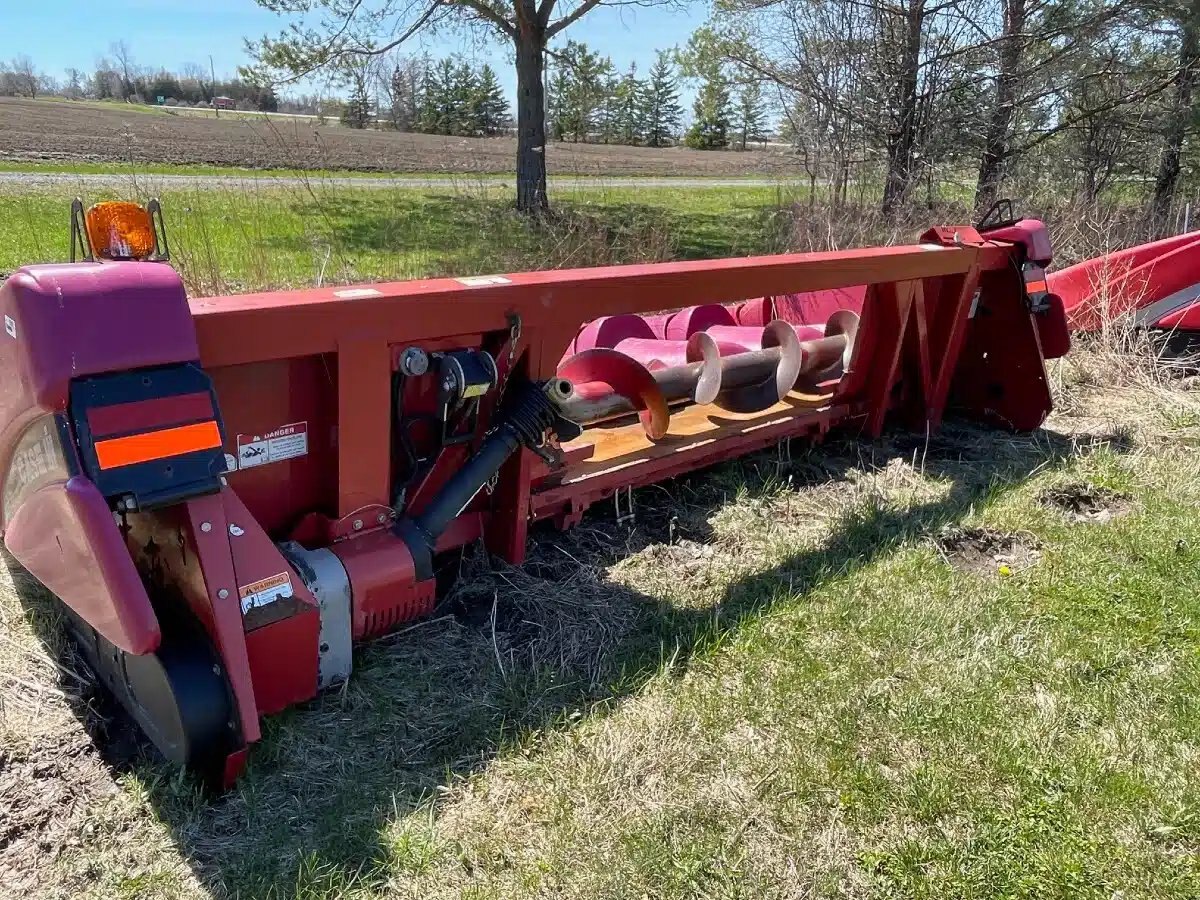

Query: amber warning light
[{"left": 70, "top": 198, "right": 170, "bottom": 263}]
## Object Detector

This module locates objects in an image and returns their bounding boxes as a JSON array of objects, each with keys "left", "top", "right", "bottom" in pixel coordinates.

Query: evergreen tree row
[
  {"left": 547, "top": 47, "right": 685, "bottom": 147},
  {"left": 352, "top": 57, "right": 510, "bottom": 136},
  {"left": 416, "top": 60, "right": 509, "bottom": 136},
  {"left": 685, "top": 66, "right": 768, "bottom": 151}
]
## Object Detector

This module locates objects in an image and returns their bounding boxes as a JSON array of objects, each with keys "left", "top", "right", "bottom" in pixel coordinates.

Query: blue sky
[{"left": 13, "top": 0, "right": 704, "bottom": 103}]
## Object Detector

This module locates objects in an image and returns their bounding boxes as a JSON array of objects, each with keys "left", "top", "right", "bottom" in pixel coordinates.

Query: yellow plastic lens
[{"left": 85, "top": 201, "right": 156, "bottom": 260}]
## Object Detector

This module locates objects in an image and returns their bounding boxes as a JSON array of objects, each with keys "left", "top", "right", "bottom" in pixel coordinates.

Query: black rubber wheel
[
  {"left": 121, "top": 621, "right": 234, "bottom": 769},
  {"left": 63, "top": 601, "right": 237, "bottom": 777}
]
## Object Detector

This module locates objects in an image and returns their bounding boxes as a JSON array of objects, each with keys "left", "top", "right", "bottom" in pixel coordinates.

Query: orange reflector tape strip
[
  {"left": 94, "top": 420, "right": 222, "bottom": 470},
  {"left": 1025, "top": 279, "right": 1048, "bottom": 294}
]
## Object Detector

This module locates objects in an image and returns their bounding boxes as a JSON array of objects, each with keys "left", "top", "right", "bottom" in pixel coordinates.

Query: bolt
[
  {"left": 400, "top": 346, "right": 429, "bottom": 376},
  {"left": 200, "top": 522, "right": 212, "bottom": 533},
  {"left": 218, "top": 588, "right": 229, "bottom": 599},
  {"left": 319, "top": 642, "right": 330, "bottom": 653},
  {"left": 212, "top": 664, "right": 221, "bottom": 676},
  {"left": 353, "top": 519, "right": 364, "bottom": 530},
  {"left": 377, "top": 513, "right": 387, "bottom": 524}
]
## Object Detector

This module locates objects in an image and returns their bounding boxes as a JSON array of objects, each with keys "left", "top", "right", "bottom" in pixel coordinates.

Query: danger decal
[{"left": 234, "top": 421, "right": 308, "bottom": 470}]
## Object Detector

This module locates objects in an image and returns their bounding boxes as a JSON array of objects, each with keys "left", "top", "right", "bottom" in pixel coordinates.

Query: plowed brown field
[{"left": 0, "top": 97, "right": 801, "bottom": 177}]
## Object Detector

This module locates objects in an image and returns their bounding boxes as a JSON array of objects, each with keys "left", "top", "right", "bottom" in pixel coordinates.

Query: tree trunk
[
  {"left": 1152, "top": 0, "right": 1200, "bottom": 235},
  {"left": 881, "top": 0, "right": 924, "bottom": 214},
  {"left": 974, "top": 0, "right": 1026, "bottom": 214},
  {"left": 514, "top": 30, "right": 549, "bottom": 214}
]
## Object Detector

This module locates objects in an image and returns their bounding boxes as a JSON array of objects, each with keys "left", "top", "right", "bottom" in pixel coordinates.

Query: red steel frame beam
[
  {"left": 189, "top": 241, "right": 1017, "bottom": 520},
  {"left": 191, "top": 246, "right": 982, "bottom": 367}
]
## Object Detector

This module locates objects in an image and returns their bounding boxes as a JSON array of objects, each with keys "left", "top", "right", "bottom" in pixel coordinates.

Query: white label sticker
[
  {"left": 333, "top": 287, "right": 383, "bottom": 299},
  {"left": 223, "top": 452, "right": 238, "bottom": 473},
  {"left": 4, "top": 316, "right": 15, "bottom": 339},
  {"left": 239, "top": 571, "right": 294, "bottom": 614},
  {"left": 455, "top": 275, "right": 512, "bottom": 287},
  {"left": 236, "top": 421, "right": 308, "bottom": 469}
]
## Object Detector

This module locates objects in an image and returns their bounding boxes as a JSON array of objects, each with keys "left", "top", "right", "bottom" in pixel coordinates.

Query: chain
[{"left": 484, "top": 312, "right": 522, "bottom": 496}]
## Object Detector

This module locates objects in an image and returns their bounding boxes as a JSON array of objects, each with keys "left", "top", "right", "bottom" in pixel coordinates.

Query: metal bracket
[
  {"left": 614, "top": 485, "right": 636, "bottom": 525},
  {"left": 330, "top": 503, "right": 394, "bottom": 541},
  {"left": 968, "top": 289, "right": 983, "bottom": 319}
]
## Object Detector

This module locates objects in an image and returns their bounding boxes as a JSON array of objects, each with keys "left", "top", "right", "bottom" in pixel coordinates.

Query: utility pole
[{"left": 210, "top": 55, "right": 219, "bottom": 118}]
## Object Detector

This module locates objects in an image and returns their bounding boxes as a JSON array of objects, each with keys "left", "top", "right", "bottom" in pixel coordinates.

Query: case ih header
[{"left": 0, "top": 200, "right": 1069, "bottom": 787}]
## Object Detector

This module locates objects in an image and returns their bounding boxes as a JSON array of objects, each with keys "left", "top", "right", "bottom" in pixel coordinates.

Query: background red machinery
[
  {"left": 0, "top": 208, "right": 1069, "bottom": 787},
  {"left": 1048, "top": 227, "right": 1200, "bottom": 339}
]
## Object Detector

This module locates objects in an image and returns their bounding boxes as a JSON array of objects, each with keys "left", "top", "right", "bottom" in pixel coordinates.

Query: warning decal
[
  {"left": 236, "top": 421, "right": 308, "bottom": 470},
  {"left": 239, "top": 571, "right": 294, "bottom": 614}
]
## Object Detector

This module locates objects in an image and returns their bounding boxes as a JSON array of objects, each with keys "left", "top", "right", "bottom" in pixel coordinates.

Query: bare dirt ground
[{"left": 0, "top": 98, "right": 804, "bottom": 177}]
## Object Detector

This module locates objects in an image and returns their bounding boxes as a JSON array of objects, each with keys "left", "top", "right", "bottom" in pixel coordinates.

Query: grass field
[
  {"left": 3, "top": 164, "right": 1200, "bottom": 899},
  {"left": 4, "top": 359, "right": 1200, "bottom": 899},
  {"left": 0, "top": 180, "right": 807, "bottom": 293}
]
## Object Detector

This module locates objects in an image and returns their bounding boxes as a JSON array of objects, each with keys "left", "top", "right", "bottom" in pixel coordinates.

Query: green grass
[
  {"left": 0, "top": 182, "right": 798, "bottom": 292},
  {"left": 6, "top": 380, "right": 1200, "bottom": 899}
]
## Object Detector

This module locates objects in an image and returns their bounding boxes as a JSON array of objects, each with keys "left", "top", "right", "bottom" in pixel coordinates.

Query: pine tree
[
  {"left": 451, "top": 62, "right": 479, "bottom": 135},
  {"left": 387, "top": 62, "right": 421, "bottom": 131},
  {"left": 685, "top": 67, "right": 730, "bottom": 150},
  {"left": 594, "top": 69, "right": 620, "bottom": 143},
  {"left": 613, "top": 63, "right": 647, "bottom": 145},
  {"left": 427, "top": 58, "right": 456, "bottom": 134},
  {"left": 474, "top": 64, "right": 510, "bottom": 135},
  {"left": 416, "top": 64, "right": 438, "bottom": 133},
  {"left": 546, "top": 62, "right": 572, "bottom": 141},
  {"left": 417, "top": 61, "right": 451, "bottom": 133},
  {"left": 556, "top": 41, "right": 612, "bottom": 142},
  {"left": 642, "top": 51, "right": 683, "bottom": 148},
  {"left": 732, "top": 82, "right": 766, "bottom": 150},
  {"left": 340, "top": 66, "right": 372, "bottom": 129}
]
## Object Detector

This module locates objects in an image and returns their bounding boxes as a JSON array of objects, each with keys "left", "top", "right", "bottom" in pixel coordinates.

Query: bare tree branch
[{"left": 546, "top": 0, "right": 606, "bottom": 38}]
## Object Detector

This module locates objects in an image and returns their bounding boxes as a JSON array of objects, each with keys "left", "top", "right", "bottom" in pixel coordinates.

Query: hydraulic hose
[{"left": 395, "top": 380, "right": 564, "bottom": 578}]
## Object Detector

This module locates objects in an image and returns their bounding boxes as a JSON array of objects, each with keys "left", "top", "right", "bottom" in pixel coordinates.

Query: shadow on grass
[{"left": 5, "top": 417, "right": 1130, "bottom": 896}]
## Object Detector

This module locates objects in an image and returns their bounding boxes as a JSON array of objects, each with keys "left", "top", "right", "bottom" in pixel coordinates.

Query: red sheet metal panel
[
  {"left": 86, "top": 393, "right": 214, "bottom": 438},
  {"left": 179, "top": 493, "right": 263, "bottom": 745},
  {"left": 210, "top": 356, "right": 337, "bottom": 538},
  {"left": 221, "top": 489, "right": 319, "bottom": 715},
  {"left": 5, "top": 475, "right": 160, "bottom": 655}
]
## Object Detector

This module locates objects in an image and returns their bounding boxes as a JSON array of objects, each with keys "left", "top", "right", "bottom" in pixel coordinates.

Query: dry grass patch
[{"left": 2, "top": 340, "right": 1200, "bottom": 898}]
